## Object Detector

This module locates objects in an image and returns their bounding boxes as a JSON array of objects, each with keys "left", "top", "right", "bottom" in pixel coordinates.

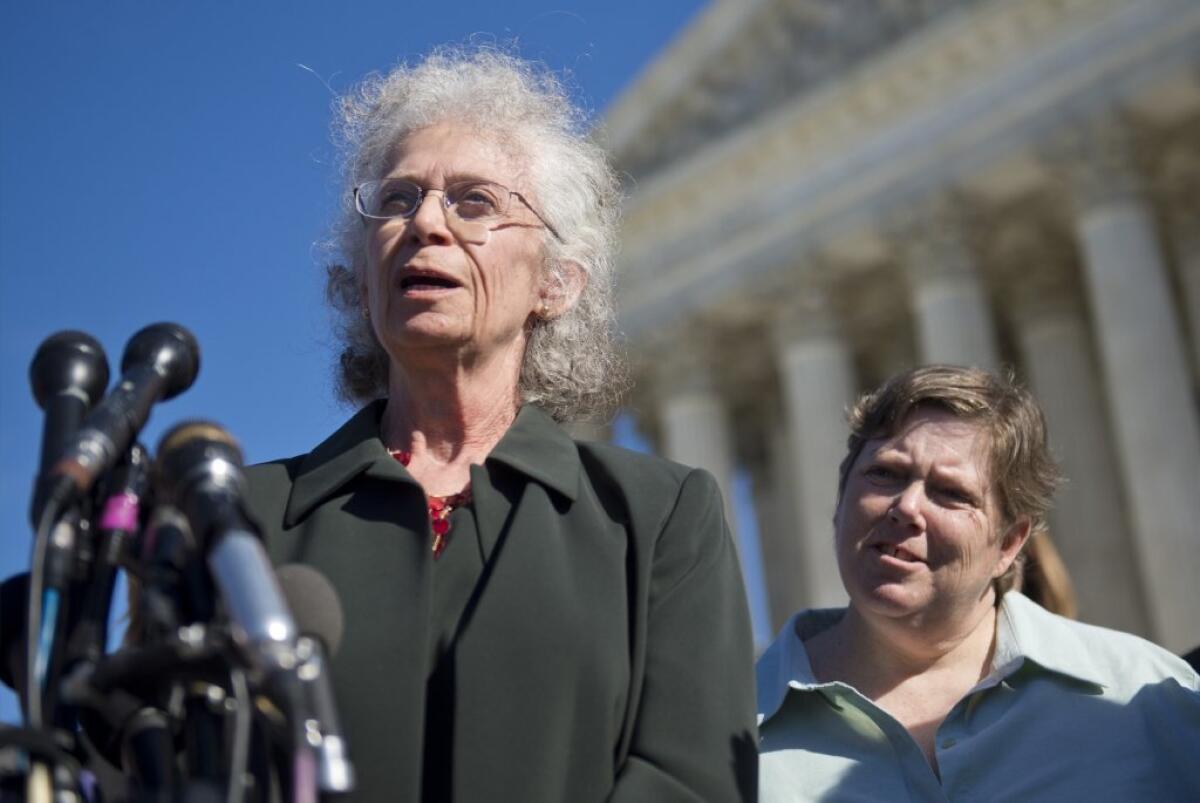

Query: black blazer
[{"left": 245, "top": 402, "right": 758, "bottom": 802}]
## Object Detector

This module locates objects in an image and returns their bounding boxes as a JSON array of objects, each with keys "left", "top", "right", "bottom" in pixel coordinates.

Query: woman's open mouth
[
  {"left": 874, "top": 543, "right": 924, "bottom": 564},
  {"left": 398, "top": 271, "right": 462, "bottom": 294}
]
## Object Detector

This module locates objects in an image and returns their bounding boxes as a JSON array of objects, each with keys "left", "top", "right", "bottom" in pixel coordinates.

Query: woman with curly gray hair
[{"left": 246, "top": 49, "right": 757, "bottom": 803}]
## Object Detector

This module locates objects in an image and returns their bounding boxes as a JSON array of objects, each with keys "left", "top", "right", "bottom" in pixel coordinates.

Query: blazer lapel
[
  {"left": 470, "top": 405, "right": 581, "bottom": 564},
  {"left": 284, "top": 400, "right": 420, "bottom": 527}
]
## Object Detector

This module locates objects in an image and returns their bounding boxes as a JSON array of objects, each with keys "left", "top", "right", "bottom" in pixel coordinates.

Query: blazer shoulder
[
  {"left": 576, "top": 441, "right": 698, "bottom": 493},
  {"left": 245, "top": 455, "right": 305, "bottom": 494},
  {"left": 1005, "top": 593, "right": 1200, "bottom": 692},
  {"left": 574, "top": 441, "right": 725, "bottom": 530}
]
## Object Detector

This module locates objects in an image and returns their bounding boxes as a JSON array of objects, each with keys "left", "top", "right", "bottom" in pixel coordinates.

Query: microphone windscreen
[{"left": 275, "top": 565, "right": 344, "bottom": 657}]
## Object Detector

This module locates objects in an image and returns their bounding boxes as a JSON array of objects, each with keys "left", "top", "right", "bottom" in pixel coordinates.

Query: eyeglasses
[{"left": 354, "top": 178, "right": 562, "bottom": 244}]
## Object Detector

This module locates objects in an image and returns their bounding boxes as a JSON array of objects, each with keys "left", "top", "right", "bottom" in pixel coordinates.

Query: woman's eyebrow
[
  {"left": 442, "top": 170, "right": 495, "bottom": 184},
  {"left": 869, "top": 447, "right": 909, "bottom": 463},
  {"left": 928, "top": 464, "right": 982, "bottom": 491}
]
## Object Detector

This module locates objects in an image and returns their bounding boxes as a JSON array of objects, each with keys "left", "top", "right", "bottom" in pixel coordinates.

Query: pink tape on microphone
[{"left": 100, "top": 491, "right": 140, "bottom": 531}]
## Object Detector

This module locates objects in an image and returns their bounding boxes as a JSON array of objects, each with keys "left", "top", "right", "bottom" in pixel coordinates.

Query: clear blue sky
[{"left": 0, "top": 1, "right": 774, "bottom": 723}]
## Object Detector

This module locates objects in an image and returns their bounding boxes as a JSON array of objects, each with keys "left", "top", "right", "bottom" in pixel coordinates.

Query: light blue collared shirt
[{"left": 757, "top": 592, "right": 1200, "bottom": 802}]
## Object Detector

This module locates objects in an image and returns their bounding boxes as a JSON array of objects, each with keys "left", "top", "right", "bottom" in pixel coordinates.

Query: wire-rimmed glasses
[{"left": 354, "top": 178, "right": 562, "bottom": 244}]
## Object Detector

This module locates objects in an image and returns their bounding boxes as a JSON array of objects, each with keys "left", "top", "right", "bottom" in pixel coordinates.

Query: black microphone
[
  {"left": 47, "top": 323, "right": 199, "bottom": 504},
  {"left": 155, "top": 423, "right": 325, "bottom": 801},
  {"left": 28, "top": 330, "right": 110, "bottom": 526},
  {"left": 154, "top": 421, "right": 297, "bottom": 672},
  {"left": 276, "top": 565, "right": 354, "bottom": 793},
  {"left": 275, "top": 566, "right": 344, "bottom": 656},
  {"left": 134, "top": 505, "right": 211, "bottom": 642},
  {"left": 67, "top": 444, "right": 151, "bottom": 664}
]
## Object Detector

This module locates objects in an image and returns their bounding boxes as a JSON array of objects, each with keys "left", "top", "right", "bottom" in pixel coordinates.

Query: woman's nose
[
  {"left": 890, "top": 483, "right": 926, "bottom": 528},
  {"left": 407, "top": 190, "right": 453, "bottom": 245}
]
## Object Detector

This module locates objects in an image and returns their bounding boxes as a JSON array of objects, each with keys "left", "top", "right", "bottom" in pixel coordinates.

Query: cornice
[
  {"left": 603, "top": 0, "right": 766, "bottom": 161},
  {"left": 620, "top": 0, "right": 1133, "bottom": 252},
  {"left": 608, "top": 0, "right": 989, "bottom": 180},
  {"left": 615, "top": 0, "right": 1200, "bottom": 338}
]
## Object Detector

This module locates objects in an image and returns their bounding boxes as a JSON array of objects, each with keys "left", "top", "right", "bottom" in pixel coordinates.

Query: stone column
[
  {"left": 750, "top": 410, "right": 808, "bottom": 633},
  {"left": 1055, "top": 118, "right": 1200, "bottom": 652},
  {"left": 993, "top": 218, "right": 1150, "bottom": 635},
  {"left": 655, "top": 340, "right": 740, "bottom": 545},
  {"left": 772, "top": 290, "right": 854, "bottom": 610},
  {"left": 1158, "top": 139, "right": 1200, "bottom": 381},
  {"left": 897, "top": 195, "right": 1001, "bottom": 370},
  {"left": 1173, "top": 217, "right": 1200, "bottom": 382}
]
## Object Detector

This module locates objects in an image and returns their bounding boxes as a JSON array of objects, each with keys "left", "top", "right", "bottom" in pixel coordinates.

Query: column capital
[
  {"left": 1155, "top": 134, "right": 1200, "bottom": 252},
  {"left": 983, "top": 211, "right": 1083, "bottom": 326},
  {"left": 768, "top": 275, "right": 844, "bottom": 346},
  {"left": 1042, "top": 111, "right": 1151, "bottom": 211},
  {"left": 885, "top": 191, "right": 983, "bottom": 285},
  {"left": 1004, "top": 266, "right": 1086, "bottom": 329},
  {"left": 638, "top": 322, "right": 719, "bottom": 398}
]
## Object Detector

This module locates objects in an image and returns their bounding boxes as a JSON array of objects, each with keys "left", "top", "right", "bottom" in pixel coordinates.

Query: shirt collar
[
  {"left": 285, "top": 400, "right": 405, "bottom": 526},
  {"left": 284, "top": 400, "right": 579, "bottom": 527},
  {"left": 483, "top": 404, "right": 581, "bottom": 502},
  {"left": 755, "top": 594, "right": 1107, "bottom": 726},
  {"left": 991, "top": 591, "right": 1108, "bottom": 690},
  {"left": 756, "top": 608, "right": 846, "bottom": 725}
]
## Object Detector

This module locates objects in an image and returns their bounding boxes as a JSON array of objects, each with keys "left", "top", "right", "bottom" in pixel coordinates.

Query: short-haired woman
[{"left": 757, "top": 365, "right": 1200, "bottom": 801}]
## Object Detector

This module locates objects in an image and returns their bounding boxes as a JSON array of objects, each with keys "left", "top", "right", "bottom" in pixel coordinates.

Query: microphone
[
  {"left": 155, "top": 423, "right": 326, "bottom": 801},
  {"left": 134, "top": 505, "right": 210, "bottom": 641},
  {"left": 28, "top": 330, "right": 110, "bottom": 525},
  {"left": 275, "top": 566, "right": 344, "bottom": 657},
  {"left": 48, "top": 323, "right": 199, "bottom": 503},
  {"left": 153, "top": 421, "right": 297, "bottom": 672},
  {"left": 276, "top": 565, "right": 354, "bottom": 793},
  {"left": 23, "top": 332, "right": 111, "bottom": 729},
  {"left": 67, "top": 444, "right": 151, "bottom": 664},
  {"left": 25, "top": 323, "right": 195, "bottom": 721}
]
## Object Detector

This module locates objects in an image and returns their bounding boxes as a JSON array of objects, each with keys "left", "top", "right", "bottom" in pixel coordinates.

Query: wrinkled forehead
[
  {"left": 867, "top": 407, "right": 994, "bottom": 478},
  {"left": 381, "top": 122, "right": 535, "bottom": 191}
]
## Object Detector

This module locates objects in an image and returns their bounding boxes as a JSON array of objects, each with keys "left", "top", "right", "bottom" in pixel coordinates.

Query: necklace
[{"left": 388, "top": 449, "right": 472, "bottom": 558}]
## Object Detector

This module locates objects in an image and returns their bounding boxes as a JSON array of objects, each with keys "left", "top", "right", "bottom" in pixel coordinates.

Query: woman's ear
[
  {"left": 994, "top": 517, "right": 1032, "bottom": 578},
  {"left": 538, "top": 260, "right": 587, "bottom": 319}
]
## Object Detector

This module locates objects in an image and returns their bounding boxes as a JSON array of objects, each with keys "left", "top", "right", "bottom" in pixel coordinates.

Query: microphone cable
[{"left": 23, "top": 479, "right": 76, "bottom": 803}]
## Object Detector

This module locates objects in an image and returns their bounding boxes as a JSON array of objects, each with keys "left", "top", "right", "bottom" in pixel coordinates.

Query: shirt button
[{"left": 940, "top": 738, "right": 957, "bottom": 749}]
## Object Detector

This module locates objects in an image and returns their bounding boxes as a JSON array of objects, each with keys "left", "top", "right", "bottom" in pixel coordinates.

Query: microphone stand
[{"left": 14, "top": 328, "right": 349, "bottom": 800}]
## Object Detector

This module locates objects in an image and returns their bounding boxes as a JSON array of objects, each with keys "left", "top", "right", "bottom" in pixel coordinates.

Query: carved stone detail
[
  {"left": 615, "top": 0, "right": 1004, "bottom": 181},
  {"left": 1155, "top": 130, "right": 1200, "bottom": 250},
  {"left": 982, "top": 208, "right": 1084, "bottom": 327},
  {"left": 887, "top": 192, "right": 984, "bottom": 285},
  {"left": 1044, "top": 112, "right": 1152, "bottom": 211},
  {"left": 768, "top": 266, "right": 846, "bottom": 345}
]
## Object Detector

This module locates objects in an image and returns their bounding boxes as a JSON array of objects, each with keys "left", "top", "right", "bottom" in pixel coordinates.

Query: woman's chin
[
  {"left": 384, "top": 316, "right": 471, "bottom": 351},
  {"left": 854, "top": 582, "right": 933, "bottom": 619}
]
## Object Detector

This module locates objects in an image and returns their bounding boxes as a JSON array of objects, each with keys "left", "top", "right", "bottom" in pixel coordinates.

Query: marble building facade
[{"left": 601, "top": 0, "right": 1200, "bottom": 652}]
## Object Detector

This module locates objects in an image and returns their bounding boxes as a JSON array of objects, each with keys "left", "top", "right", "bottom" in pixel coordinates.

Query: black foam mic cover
[
  {"left": 49, "top": 323, "right": 199, "bottom": 501},
  {"left": 275, "top": 565, "right": 344, "bottom": 657},
  {"left": 28, "top": 330, "right": 109, "bottom": 525}
]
